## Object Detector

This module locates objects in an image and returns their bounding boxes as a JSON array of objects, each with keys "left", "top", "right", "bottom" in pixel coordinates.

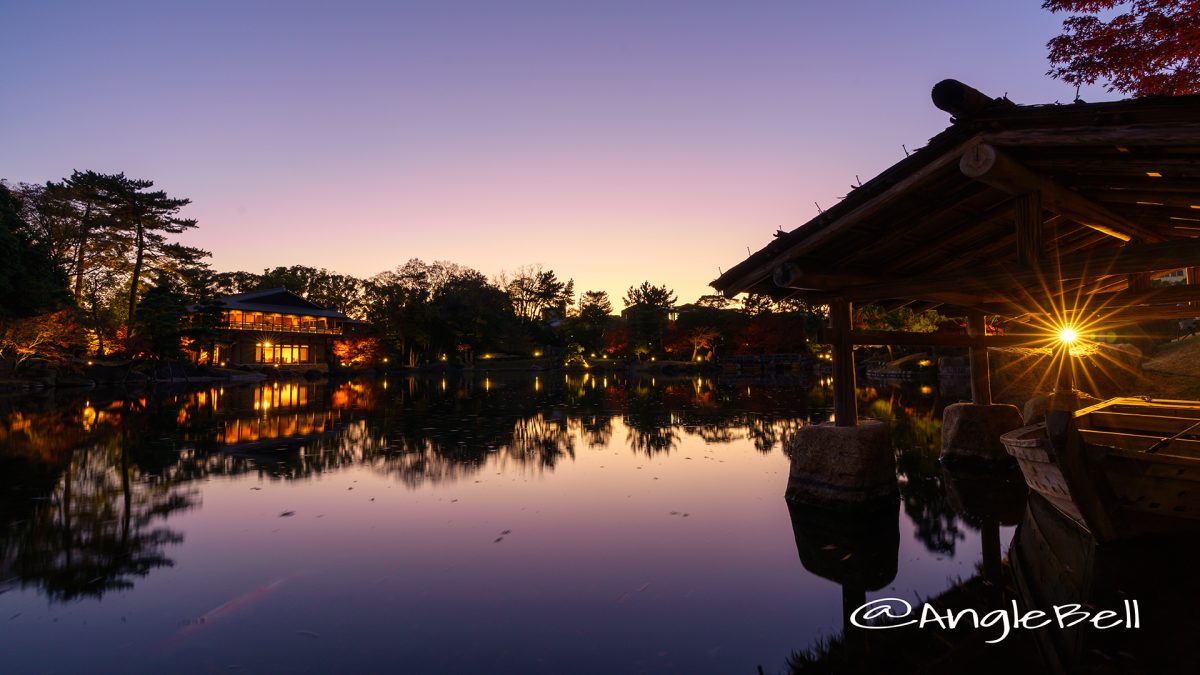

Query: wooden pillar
[
  {"left": 1014, "top": 191, "right": 1042, "bottom": 267},
  {"left": 830, "top": 299, "right": 857, "bottom": 427},
  {"left": 966, "top": 312, "right": 992, "bottom": 405}
]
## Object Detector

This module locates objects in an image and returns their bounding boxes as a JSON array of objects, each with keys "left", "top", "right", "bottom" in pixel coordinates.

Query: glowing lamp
[{"left": 1058, "top": 327, "right": 1078, "bottom": 344}]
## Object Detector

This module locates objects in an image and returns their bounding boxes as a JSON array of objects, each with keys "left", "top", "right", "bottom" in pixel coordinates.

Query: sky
[{"left": 1, "top": 0, "right": 1117, "bottom": 305}]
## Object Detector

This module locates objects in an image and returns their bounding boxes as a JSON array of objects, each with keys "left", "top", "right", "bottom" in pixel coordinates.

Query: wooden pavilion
[{"left": 712, "top": 81, "right": 1200, "bottom": 428}]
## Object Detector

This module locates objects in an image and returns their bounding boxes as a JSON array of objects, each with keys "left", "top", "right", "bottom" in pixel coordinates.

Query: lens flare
[{"left": 1059, "top": 327, "right": 1078, "bottom": 344}]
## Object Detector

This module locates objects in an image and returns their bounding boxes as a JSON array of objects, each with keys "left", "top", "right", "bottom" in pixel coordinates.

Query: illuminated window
[{"left": 254, "top": 343, "right": 313, "bottom": 364}]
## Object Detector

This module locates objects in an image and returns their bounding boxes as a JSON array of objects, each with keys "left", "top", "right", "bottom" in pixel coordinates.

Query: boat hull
[{"left": 1001, "top": 397, "right": 1200, "bottom": 541}]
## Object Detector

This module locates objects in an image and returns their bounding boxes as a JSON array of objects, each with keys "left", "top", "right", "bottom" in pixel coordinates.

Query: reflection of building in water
[
  {"left": 222, "top": 382, "right": 331, "bottom": 447},
  {"left": 222, "top": 411, "right": 333, "bottom": 446},
  {"left": 253, "top": 382, "right": 309, "bottom": 410},
  {"left": 173, "top": 382, "right": 366, "bottom": 449}
]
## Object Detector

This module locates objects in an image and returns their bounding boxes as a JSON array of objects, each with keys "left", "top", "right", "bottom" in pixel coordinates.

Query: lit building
[{"left": 188, "top": 288, "right": 361, "bottom": 369}]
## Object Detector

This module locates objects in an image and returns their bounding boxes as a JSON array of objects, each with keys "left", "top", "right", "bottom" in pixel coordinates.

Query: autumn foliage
[
  {"left": 333, "top": 337, "right": 385, "bottom": 367},
  {"left": 1045, "top": 0, "right": 1200, "bottom": 96},
  {"left": 0, "top": 310, "right": 86, "bottom": 370}
]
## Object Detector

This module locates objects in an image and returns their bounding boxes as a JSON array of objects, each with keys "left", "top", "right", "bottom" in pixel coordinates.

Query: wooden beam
[
  {"left": 773, "top": 261, "right": 1006, "bottom": 306},
  {"left": 772, "top": 263, "right": 877, "bottom": 290},
  {"left": 981, "top": 124, "right": 1200, "bottom": 147},
  {"left": 842, "top": 330, "right": 1035, "bottom": 347},
  {"left": 823, "top": 238, "right": 1200, "bottom": 304},
  {"left": 830, "top": 300, "right": 857, "bottom": 427},
  {"left": 1014, "top": 191, "right": 1042, "bottom": 267},
  {"left": 960, "top": 144, "right": 1163, "bottom": 243}
]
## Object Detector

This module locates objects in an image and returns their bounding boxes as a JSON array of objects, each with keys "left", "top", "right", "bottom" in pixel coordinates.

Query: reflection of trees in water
[
  {"left": 626, "top": 421, "right": 679, "bottom": 456},
  {"left": 511, "top": 412, "right": 575, "bottom": 467},
  {"left": 1, "top": 374, "right": 817, "bottom": 596},
  {"left": 577, "top": 413, "right": 613, "bottom": 448},
  {"left": 623, "top": 397, "right": 678, "bottom": 456},
  {"left": 866, "top": 393, "right": 963, "bottom": 556},
  {"left": 747, "top": 416, "right": 804, "bottom": 453},
  {"left": 2, "top": 437, "right": 194, "bottom": 602}
]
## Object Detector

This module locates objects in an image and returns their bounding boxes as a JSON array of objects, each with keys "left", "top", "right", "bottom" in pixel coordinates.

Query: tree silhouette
[{"left": 622, "top": 281, "right": 676, "bottom": 310}]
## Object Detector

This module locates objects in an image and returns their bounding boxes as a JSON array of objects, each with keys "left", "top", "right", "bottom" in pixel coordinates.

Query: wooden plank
[
  {"left": 1084, "top": 411, "right": 1200, "bottom": 436},
  {"left": 1080, "top": 428, "right": 1200, "bottom": 454}
]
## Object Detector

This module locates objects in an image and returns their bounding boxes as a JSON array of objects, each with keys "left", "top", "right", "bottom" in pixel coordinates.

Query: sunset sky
[{"left": 2, "top": 1, "right": 1115, "bottom": 305}]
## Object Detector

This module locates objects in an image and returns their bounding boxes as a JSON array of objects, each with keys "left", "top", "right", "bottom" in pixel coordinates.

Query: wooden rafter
[{"left": 960, "top": 144, "right": 1163, "bottom": 243}]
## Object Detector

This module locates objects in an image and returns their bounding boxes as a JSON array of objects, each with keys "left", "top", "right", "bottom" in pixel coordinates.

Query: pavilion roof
[
  {"left": 204, "top": 288, "right": 350, "bottom": 319},
  {"left": 711, "top": 82, "right": 1200, "bottom": 321}
]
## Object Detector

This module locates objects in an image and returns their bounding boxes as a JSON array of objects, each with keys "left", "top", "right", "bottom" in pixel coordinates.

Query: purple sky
[{"left": 2, "top": 1, "right": 1114, "bottom": 304}]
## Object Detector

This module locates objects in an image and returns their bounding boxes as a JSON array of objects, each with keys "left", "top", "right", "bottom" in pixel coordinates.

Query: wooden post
[
  {"left": 830, "top": 299, "right": 857, "bottom": 427},
  {"left": 1015, "top": 191, "right": 1042, "bottom": 267},
  {"left": 966, "top": 312, "right": 992, "bottom": 405}
]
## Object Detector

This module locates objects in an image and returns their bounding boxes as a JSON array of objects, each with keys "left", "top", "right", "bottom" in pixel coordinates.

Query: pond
[{"left": 1, "top": 373, "right": 999, "bottom": 674}]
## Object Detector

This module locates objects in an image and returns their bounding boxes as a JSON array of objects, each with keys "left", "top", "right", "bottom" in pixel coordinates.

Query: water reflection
[
  {"left": 2, "top": 375, "right": 837, "bottom": 600},
  {"left": 3, "top": 397, "right": 168, "bottom": 598},
  {"left": 788, "top": 455, "right": 1200, "bottom": 674},
  {"left": 1, "top": 374, "right": 972, "bottom": 674}
]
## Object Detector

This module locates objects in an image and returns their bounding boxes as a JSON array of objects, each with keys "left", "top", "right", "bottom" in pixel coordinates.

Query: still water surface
[{"left": 1, "top": 374, "right": 993, "bottom": 673}]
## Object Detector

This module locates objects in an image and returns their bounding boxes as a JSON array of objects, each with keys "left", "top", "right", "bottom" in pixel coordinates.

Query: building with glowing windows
[{"left": 191, "top": 288, "right": 358, "bottom": 369}]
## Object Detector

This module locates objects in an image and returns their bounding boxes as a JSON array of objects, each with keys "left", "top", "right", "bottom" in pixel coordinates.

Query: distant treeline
[{"left": 1, "top": 171, "right": 939, "bottom": 369}]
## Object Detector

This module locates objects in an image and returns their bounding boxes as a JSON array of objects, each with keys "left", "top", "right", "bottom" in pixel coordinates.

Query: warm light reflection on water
[{"left": 0, "top": 374, "right": 997, "bottom": 674}]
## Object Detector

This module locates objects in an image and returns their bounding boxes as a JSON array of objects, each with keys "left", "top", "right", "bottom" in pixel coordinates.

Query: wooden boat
[{"left": 1001, "top": 396, "right": 1200, "bottom": 541}]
